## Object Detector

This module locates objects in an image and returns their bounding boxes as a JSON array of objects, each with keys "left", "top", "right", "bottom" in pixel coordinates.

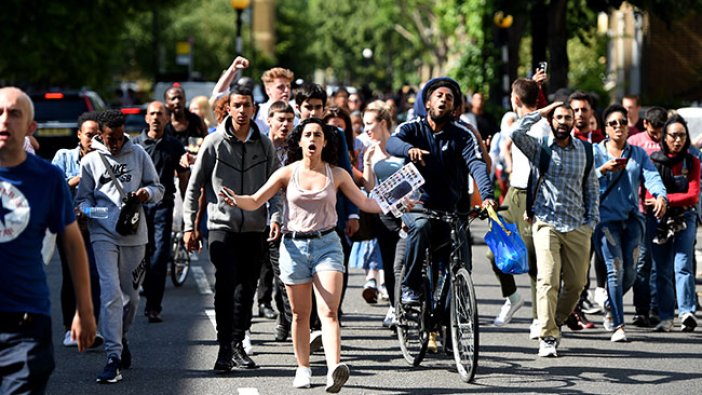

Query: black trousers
[
  {"left": 267, "top": 237, "right": 292, "bottom": 328},
  {"left": 209, "top": 230, "right": 265, "bottom": 344}
]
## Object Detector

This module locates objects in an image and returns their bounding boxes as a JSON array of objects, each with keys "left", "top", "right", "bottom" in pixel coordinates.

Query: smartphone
[
  {"left": 538, "top": 61, "right": 548, "bottom": 74},
  {"left": 614, "top": 158, "right": 628, "bottom": 166}
]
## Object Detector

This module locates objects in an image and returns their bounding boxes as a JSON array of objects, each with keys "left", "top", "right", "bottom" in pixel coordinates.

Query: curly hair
[
  {"left": 97, "top": 109, "right": 125, "bottom": 130},
  {"left": 285, "top": 118, "right": 338, "bottom": 166},
  {"left": 77, "top": 111, "right": 100, "bottom": 129}
]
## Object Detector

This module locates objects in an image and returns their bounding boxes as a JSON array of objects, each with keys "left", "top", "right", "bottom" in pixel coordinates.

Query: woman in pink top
[{"left": 221, "top": 118, "right": 381, "bottom": 392}]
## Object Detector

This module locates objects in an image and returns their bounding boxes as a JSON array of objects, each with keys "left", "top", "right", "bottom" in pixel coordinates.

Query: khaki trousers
[{"left": 533, "top": 222, "right": 592, "bottom": 339}]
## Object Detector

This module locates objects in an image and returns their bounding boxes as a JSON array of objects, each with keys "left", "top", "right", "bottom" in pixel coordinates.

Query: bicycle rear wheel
[
  {"left": 450, "top": 267, "right": 479, "bottom": 382},
  {"left": 396, "top": 266, "right": 429, "bottom": 366},
  {"left": 171, "top": 234, "right": 190, "bottom": 287}
]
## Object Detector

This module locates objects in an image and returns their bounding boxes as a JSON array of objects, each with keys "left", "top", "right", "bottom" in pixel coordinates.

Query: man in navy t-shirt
[{"left": 0, "top": 87, "right": 96, "bottom": 394}]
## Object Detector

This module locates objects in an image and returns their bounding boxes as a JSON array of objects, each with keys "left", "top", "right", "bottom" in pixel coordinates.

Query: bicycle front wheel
[
  {"left": 396, "top": 266, "right": 429, "bottom": 366},
  {"left": 450, "top": 267, "right": 479, "bottom": 382},
  {"left": 171, "top": 235, "right": 190, "bottom": 287}
]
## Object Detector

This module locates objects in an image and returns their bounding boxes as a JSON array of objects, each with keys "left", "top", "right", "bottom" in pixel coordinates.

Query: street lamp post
[{"left": 231, "top": 0, "right": 251, "bottom": 56}]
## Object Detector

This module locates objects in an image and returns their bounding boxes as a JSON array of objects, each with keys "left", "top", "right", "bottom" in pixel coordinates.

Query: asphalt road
[{"left": 44, "top": 221, "right": 702, "bottom": 394}]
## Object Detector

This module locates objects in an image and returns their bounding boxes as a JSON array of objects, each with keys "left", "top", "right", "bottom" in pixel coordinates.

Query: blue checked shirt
[{"left": 505, "top": 112, "right": 599, "bottom": 232}]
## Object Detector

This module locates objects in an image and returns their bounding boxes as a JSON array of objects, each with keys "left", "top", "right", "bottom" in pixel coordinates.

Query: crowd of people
[{"left": 1, "top": 52, "right": 700, "bottom": 394}]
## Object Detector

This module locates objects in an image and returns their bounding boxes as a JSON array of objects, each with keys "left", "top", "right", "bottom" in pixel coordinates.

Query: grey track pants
[{"left": 92, "top": 241, "right": 146, "bottom": 358}]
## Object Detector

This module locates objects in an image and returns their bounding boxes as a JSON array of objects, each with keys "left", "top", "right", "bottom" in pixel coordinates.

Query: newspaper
[{"left": 369, "top": 162, "right": 425, "bottom": 217}]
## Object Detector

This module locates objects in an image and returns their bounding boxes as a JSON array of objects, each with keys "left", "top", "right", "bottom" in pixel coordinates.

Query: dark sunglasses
[{"left": 606, "top": 119, "right": 627, "bottom": 127}]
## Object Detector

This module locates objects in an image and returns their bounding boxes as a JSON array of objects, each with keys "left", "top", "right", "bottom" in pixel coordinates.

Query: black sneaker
[
  {"left": 274, "top": 324, "right": 289, "bottom": 342},
  {"left": 97, "top": 354, "right": 122, "bottom": 383},
  {"left": 258, "top": 304, "right": 277, "bottom": 319},
  {"left": 632, "top": 315, "right": 651, "bottom": 328},
  {"left": 232, "top": 341, "right": 257, "bottom": 369},
  {"left": 213, "top": 343, "right": 235, "bottom": 373},
  {"left": 121, "top": 339, "right": 131, "bottom": 369}
]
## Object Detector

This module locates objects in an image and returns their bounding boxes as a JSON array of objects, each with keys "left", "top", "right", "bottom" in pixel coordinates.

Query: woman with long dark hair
[{"left": 220, "top": 118, "right": 381, "bottom": 392}]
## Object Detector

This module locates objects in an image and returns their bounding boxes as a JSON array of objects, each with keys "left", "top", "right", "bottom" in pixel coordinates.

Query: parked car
[
  {"left": 30, "top": 89, "right": 106, "bottom": 160},
  {"left": 120, "top": 105, "right": 148, "bottom": 136}
]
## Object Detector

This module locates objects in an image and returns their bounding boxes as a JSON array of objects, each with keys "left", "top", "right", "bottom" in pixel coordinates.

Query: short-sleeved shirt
[
  {"left": 165, "top": 110, "right": 206, "bottom": 148},
  {"left": 133, "top": 131, "right": 187, "bottom": 202},
  {"left": 0, "top": 154, "right": 75, "bottom": 316}
]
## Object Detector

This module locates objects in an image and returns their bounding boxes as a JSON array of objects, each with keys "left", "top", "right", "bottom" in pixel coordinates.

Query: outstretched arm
[
  {"left": 210, "top": 56, "right": 250, "bottom": 105},
  {"left": 220, "top": 166, "right": 289, "bottom": 211},
  {"left": 336, "top": 167, "right": 382, "bottom": 213}
]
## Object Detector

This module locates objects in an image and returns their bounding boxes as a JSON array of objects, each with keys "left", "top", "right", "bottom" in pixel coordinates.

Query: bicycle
[
  {"left": 170, "top": 230, "right": 190, "bottom": 287},
  {"left": 395, "top": 206, "right": 493, "bottom": 383}
]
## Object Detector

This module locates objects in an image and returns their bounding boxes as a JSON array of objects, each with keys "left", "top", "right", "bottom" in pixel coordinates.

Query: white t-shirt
[{"left": 507, "top": 118, "right": 551, "bottom": 189}]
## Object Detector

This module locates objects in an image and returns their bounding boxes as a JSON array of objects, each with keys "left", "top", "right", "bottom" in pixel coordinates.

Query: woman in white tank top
[{"left": 220, "top": 118, "right": 381, "bottom": 392}]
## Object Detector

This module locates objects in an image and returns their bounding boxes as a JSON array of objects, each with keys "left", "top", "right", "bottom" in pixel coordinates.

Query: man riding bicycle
[{"left": 386, "top": 78, "right": 496, "bottom": 303}]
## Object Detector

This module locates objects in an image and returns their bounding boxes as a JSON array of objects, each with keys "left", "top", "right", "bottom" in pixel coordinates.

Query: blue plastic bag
[{"left": 484, "top": 212, "right": 529, "bottom": 275}]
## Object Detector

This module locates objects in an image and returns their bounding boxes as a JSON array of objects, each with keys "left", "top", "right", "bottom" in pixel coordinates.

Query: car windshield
[{"left": 33, "top": 99, "right": 89, "bottom": 123}]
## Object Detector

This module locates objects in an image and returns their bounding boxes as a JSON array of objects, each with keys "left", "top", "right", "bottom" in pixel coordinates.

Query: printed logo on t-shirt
[
  {"left": 0, "top": 181, "right": 30, "bottom": 242},
  {"left": 98, "top": 163, "right": 133, "bottom": 185}
]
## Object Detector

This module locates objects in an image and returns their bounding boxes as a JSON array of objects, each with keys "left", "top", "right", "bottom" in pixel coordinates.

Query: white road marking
[
  {"left": 237, "top": 389, "right": 260, "bottom": 395},
  {"left": 191, "top": 266, "right": 213, "bottom": 295}
]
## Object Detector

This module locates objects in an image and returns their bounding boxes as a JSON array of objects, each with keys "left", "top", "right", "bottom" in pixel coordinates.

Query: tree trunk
[
  {"left": 547, "top": 0, "right": 569, "bottom": 91},
  {"left": 508, "top": 13, "right": 528, "bottom": 84}
]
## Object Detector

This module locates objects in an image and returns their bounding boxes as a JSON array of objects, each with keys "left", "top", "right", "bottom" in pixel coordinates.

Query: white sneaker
[
  {"left": 681, "top": 313, "right": 697, "bottom": 332},
  {"left": 611, "top": 327, "right": 628, "bottom": 342},
  {"left": 529, "top": 319, "right": 540, "bottom": 340},
  {"left": 594, "top": 287, "right": 608, "bottom": 312},
  {"left": 293, "top": 366, "right": 312, "bottom": 389},
  {"left": 538, "top": 337, "right": 558, "bottom": 357},
  {"left": 494, "top": 294, "right": 524, "bottom": 326},
  {"left": 653, "top": 319, "right": 673, "bottom": 332},
  {"left": 325, "top": 363, "right": 350, "bottom": 393},
  {"left": 603, "top": 311, "right": 615, "bottom": 331},
  {"left": 382, "top": 307, "right": 395, "bottom": 328},
  {"left": 310, "top": 330, "right": 323, "bottom": 354},
  {"left": 243, "top": 330, "right": 254, "bottom": 355},
  {"left": 63, "top": 330, "right": 78, "bottom": 347}
]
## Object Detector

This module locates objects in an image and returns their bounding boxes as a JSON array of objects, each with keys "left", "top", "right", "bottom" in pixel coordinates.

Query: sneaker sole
[
  {"left": 326, "top": 364, "right": 350, "bottom": 393},
  {"left": 97, "top": 373, "right": 122, "bottom": 383},
  {"left": 682, "top": 315, "right": 697, "bottom": 332},
  {"left": 538, "top": 350, "right": 558, "bottom": 357}
]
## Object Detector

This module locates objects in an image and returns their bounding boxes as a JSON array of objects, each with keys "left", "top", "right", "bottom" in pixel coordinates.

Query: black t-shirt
[
  {"left": 133, "top": 131, "right": 187, "bottom": 201},
  {"left": 165, "top": 109, "right": 206, "bottom": 148}
]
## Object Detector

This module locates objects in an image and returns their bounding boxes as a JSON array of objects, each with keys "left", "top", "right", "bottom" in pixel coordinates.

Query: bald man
[
  {"left": 134, "top": 101, "right": 190, "bottom": 323},
  {"left": 1, "top": 87, "right": 96, "bottom": 393}
]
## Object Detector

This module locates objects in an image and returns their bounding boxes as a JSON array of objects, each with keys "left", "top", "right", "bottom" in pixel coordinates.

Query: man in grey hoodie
[
  {"left": 184, "top": 85, "right": 282, "bottom": 373},
  {"left": 76, "top": 110, "right": 164, "bottom": 383}
]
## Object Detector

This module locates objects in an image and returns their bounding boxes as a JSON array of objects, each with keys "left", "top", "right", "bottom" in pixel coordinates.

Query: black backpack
[{"left": 525, "top": 139, "right": 594, "bottom": 220}]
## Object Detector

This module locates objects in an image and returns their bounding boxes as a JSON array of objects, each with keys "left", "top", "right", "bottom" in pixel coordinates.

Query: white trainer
[
  {"left": 293, "top": 366, "right": 312, "bottom": 389},
  {"left": 611, "top": 327, "right": 628, "bottom": 342},
  {"left": 493, "top": 294, "right": 524, "bottom": 326},
  {"left": 325, "top": 363, "right": 350, "bottom": 393},
  {"left": 243, "top": 330, "right": 254, "bottom": 355},
  {"left": 63, "top": 330, "right": 78, "bottom": 347},
  {"left": 529, "top": 319, "right": 540, "bottom": 340}
]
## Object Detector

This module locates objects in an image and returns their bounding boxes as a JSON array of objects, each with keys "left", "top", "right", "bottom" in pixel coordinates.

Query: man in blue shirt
[
  {"left": 0, "top": 87, "right": 96, "bottom": 394},
  {"left": 386, "top": 78, "right": 496, "bottom": 303}
]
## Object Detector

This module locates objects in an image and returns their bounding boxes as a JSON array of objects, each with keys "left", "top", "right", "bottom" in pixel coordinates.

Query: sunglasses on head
[{"left": 606, "top": 119, "right": 627, "bottom": 127}]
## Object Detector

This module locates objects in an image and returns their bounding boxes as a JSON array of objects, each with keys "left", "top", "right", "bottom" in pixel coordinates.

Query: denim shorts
[{"left": 279, "top": 230, "right": 345, "bottom": 285}]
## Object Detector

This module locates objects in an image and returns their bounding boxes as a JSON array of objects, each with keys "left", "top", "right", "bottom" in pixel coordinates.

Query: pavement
[{"left": 44, "top": 221, "right": 702, "bottom": 394}]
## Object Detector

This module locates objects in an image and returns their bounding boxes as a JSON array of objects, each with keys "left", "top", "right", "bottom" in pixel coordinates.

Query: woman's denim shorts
[{"left": 279, "top": 230, "right": 345, "bottom": 285}]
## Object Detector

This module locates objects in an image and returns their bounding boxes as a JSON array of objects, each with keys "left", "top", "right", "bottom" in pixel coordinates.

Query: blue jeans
[
  {"left": 401, "top": 211, "right": 450, "bottom": 294},
  {"left": 143, "top": 200, "right": 174, "bottom": 313},
  {"left": 649, "top": 210, "right": 698, "bottom": 321},
  {"left": 633, "top": 216, "right": 655, "bottom": 317},
  {"left": 594, "top": 217, "right": 642, "bottom": 328}
]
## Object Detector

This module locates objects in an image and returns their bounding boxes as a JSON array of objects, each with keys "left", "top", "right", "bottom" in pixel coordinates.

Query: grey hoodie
[
  {"left": 76, "top": 135, "right": 164, "bottom": 246},
  {"left": 183, "top": 116, "right": 282, "bottom": 233}
]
